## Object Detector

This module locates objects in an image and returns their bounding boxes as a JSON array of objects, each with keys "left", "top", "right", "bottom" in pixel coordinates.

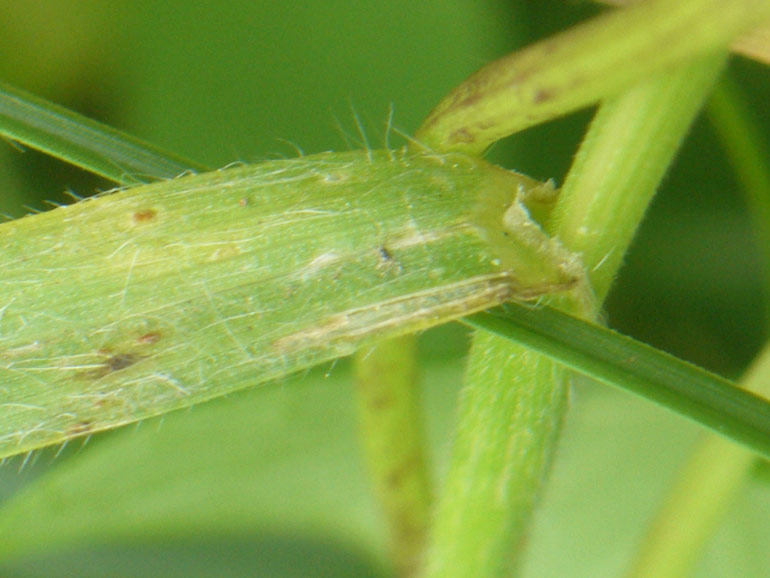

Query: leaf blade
[
  {"left": 0, "top": 81, "right": 206, "bottom": 185},
  {"left": 0, "top": 150, "right": 574, "bottom": 459},
  {"left": 415, "top": 0, "right": 770, "bottom": 154},
  {"left": 463, "top": 303, "right": 770, "bottom": 461}
]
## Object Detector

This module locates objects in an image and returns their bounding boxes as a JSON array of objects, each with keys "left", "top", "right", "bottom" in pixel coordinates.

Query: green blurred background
[{"left": 0, "top": 1, "right": 768, "bottom": 577}]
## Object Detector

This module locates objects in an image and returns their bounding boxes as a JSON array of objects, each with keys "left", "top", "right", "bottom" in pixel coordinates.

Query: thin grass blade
[
  {"left": 415, "top": 0, "right": 770, "bottom": 154},
  {"left": 0, "top": 81, "right": 206, "bottom": 185},
  {"left": 463, "top": 303, "right": 770, "bottom": 461}
]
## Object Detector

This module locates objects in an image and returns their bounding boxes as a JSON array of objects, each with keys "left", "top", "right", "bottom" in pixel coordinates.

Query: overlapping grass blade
[
  {"left": 463, "top": 303, "right": 770, "bottom": 460},
  {"left": 0, "top": 81, "right": 206, "bottom": 185}
]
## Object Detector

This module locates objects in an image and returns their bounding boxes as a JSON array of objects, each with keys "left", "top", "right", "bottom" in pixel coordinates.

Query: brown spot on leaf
[
  {"left": 65, "top": 420, "right": 94, "bottom": 437},
  {"left": 368, "top": 394, "right": 394, "bottom": 411},
  {"left": 385, "top": 454, "right": 420, "bottom": 490},
  {"left": 450, "top": 127, "right": 475, "bottom": 144},
  {"left": 137, "top": 331, "right": 162, "bottom": 345},
  {"left": 106, "top": 353, "right": 138, "bottom": 372},
  {"left": 533, "top": 88, "right": 552, "bottom": 103},
  {"left": 78, "top": 350, "right": 142, "bottom": 380},
  {"left": 132, "top": 208, "right": 157, "bottom": 223}
]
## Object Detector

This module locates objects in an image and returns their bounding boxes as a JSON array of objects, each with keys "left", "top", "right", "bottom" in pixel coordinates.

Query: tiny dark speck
[
  {"left": 378, "top": 247, "right": 393, "bottom": 261},
  {"left": 107, "top": 353, "right": 138, "bottom": 371},
  {"left": 132, "top": 209, "right": 157, "bottom": 223}
]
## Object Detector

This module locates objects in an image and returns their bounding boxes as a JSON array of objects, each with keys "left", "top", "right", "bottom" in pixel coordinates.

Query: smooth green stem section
[
  {"left": 353, "top": 335, "right": 431, "bottom": 578},
  {"left": 464, "top": 303, "right": 770, "bottom": 462},
  {"left": 626, "top": 342, "right": 770, "bottom": 578},
  {"left": 414, "top": 0, "right": 767, "bottom": 155},
  {"left": 707, "top": 74, "right": 770, "bottom": 332},
  {"left": 422, "top": 333, "right": 569, "bottom": 578},
  {"left": 549, "top": 54, "right": 727, "bottom": 301},
  {"left": 0, "top": 81, "right": 207, "bottom": 185}
]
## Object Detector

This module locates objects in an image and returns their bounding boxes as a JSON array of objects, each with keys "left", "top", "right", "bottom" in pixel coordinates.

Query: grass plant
[{"left": 1, "top": 2, "right": 770, "bottom": 577}]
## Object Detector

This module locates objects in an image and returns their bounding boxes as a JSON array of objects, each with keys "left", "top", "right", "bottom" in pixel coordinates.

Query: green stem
[
  {"left": 549, "top": 54, "right": 727, "bottom": 299},
  {"left": 422, "top": 332, "right": 570, "bottom": 578},
  {"left": 353, "top": 335, "right": 432, "bottom": 578},
  {"left": 421, "top": 55, "right": 726, "bottom": 578},
  {"left": 415, "top": 0, "right": 768, "bottom": 155}
]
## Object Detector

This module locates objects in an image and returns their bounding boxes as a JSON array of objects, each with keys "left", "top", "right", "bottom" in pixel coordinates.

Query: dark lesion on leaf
[
  {"left": 106, "top": 352, "right": 139, "bottom": 372},
  {"left": 376, "top": 245, "right": 403, "bottom": 275},
  {"left": 65, "top": 420, "right": 94, "bottom": 437},
  {"left": 136, "top": 331, "right": 162, "bottom": 345},
  {"left": 132, "top": 208, "right": 157, "bottom": 223},
  {"left": 79, "top": 351, "right": 143, "bottom": 380}
]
